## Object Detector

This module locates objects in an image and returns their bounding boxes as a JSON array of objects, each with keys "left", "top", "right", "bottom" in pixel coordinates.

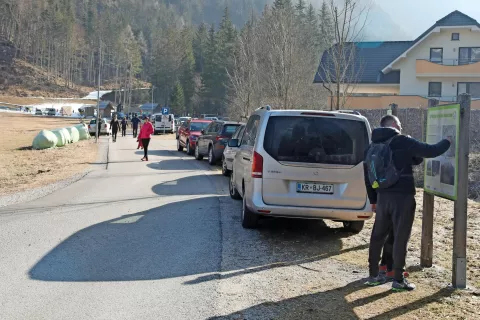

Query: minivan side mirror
[
  {"left": 228, "top": 139, "right": 239, "bottom": 148},
  {"left": 201, "top": 129, "right": 205, "bottom": 134}
]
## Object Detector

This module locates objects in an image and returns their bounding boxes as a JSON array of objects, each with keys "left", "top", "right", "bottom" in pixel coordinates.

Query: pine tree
[
  {"left": 319, "top": 1, "right": 334, "bottom": 49},
  {"left": 170, "top": 81, "right": 186, "bottom": 115},
  {"left": 193, "top": 23, "right": 209, "bottom": 73},
  {"left": 295, "top": 0, "right": 306, "bottom": 20},
  {"left": 200, "top": 24, "right": 219, "bottom": 114},
  {"left": 216, "top": 6, "right": 237, "bottom": 114},
  {"left": 273, "top": 0, "right": 293, "bottom": 11},
  {"left": 180, "top": 27, "right": 196, "bottom": 116}
]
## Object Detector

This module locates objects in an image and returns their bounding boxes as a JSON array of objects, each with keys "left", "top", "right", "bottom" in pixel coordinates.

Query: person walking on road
[
  {"left": 364, "top": 115, "right": 451, "bottom": 292},
  {"left": 138, "top": 117, "right": 154, "bottom": 161},
  {"left": 110, "top": 116, "right": 120, "bottom": 142},
  {"left": 121, "top": 118, "right": 128, "bottom": 137},
  {"left": 131, "top": 114, "right": 141, "bottom": 138}
]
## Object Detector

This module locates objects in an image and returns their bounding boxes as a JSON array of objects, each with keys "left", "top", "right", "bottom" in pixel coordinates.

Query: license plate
[{"left": 296, "top": 182, "right": 334, "bottom": 194}]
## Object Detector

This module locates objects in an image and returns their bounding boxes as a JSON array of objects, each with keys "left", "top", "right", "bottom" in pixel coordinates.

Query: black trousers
[
  {"left": 133, "top": 126, "right": 138, "bottom": 138},
  {"left": 112, "top": 129, "right": 118, "bottom": 141},
  {"left": 121, "top": 128, "right": 126, "bottom": 136},
  {"left": 380, "top": 229, "right": 395, "bottom": 271},
  {"left": 368, "top": 192, "right": 416, "bottom": 281},
  {"left": 142, "top": 138, "right": 150, "bottom": 158}
]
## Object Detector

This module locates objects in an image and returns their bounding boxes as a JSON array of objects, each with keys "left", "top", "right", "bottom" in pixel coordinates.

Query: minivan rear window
[
  {"left": 222, "top": 124, "right": 241, "bottom": 136},
  {"left": 263, "top": 116, "right": 369, "bottom": 165}
]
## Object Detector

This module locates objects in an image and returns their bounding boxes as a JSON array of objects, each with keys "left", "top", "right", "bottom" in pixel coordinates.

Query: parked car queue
[{"left": 176, "top": 107, "right": 374, "bottom": 235}]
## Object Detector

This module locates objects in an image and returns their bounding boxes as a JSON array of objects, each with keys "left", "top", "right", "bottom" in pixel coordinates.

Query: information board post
[
  {"left": 389, "top": 103, "right": 398, "bottom": 116},
  {"left": 421, "top": 99, "right": 439, "bottom": 268},
  {"left": 452, "top": 94, "right": 471, "bottom": 289}
]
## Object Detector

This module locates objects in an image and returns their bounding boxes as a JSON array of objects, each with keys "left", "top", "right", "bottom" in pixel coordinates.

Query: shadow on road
[
  {"left": 29, "top": 196, "right": 223, "bottom": 282},
  {"left": 209, "top": 285, "right": 454, "bottom": 320},
  {"left": 28, "top": 192, "right": 357, "bottom": 283},
  {"left": 135, "top": 150, "right": 177, "bottom": 157},
  {"left": 151, "top": 175, "right": 219, "bottom": 196}
]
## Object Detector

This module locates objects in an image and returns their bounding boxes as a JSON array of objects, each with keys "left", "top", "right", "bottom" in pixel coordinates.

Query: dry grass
[
  {"left": 0, "top": 113, "right": 98, "bottom": 195},
  {"left": 326, "top": 190, "right": 480, "bottom": 319}
]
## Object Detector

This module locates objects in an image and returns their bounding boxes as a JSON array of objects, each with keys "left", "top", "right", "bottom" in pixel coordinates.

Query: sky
[{"left": 375, "top": 0, "right": 480, "bottom": 38}]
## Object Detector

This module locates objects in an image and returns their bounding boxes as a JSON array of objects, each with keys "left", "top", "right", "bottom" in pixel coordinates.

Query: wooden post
[
  {"left": 390, "top": 103, "right": 398, "bottom": 116},
  {"left": 420, "top": 99, "right": 438, "bottom": 267},
  {"left": 453, "top": 94, "right": 471, "bottom": 289}
]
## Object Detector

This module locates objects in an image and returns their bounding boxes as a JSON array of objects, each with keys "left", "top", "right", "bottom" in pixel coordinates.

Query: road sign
[
  {"left": 424, "top": 103, "right": 460, "bottom": 200},
  {"left": 162, "top": 107, "right": 170, "bottom": 115}
]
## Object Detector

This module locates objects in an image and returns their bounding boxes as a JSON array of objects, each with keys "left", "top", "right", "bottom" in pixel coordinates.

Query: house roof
[
  {"left": 314, "top": 41, "right": 413, "bottom": 84},
  {"left": 98, "top": 101, "right": 114, "bottom": 110},
  {"left": 315, "top": 10, "right": 480, "bottom": 85},
  {"left": 140, "top": 103, "right": 158, "bottom": 110}
]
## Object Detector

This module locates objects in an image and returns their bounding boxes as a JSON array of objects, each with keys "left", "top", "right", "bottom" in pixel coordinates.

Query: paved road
[{"left": 0, "top": 134, "right": 366, "bottom": 320}]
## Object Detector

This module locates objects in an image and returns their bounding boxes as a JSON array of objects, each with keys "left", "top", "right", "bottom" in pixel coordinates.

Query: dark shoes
[
  {"left": 365, "top": 274, "right": 387, "bottom": 286},
  {"left": 392, "top": 278, "right": 416, "bottom": 292}
]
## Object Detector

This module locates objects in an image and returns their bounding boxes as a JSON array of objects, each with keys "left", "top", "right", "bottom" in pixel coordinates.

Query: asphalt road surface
[{"left": 0, "top": 134, "right": 366, "bottom": 320}]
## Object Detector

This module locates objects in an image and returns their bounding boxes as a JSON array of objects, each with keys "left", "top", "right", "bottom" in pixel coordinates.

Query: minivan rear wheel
[
  {"left": 342, "top": 221, "right": 364, "bottom": 233},
  {"left": 242, "top": 191, "right": 258, "bottom": 229}
]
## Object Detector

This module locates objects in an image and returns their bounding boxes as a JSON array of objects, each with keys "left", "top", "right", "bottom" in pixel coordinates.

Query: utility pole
[
  {"left": 151, "top": 85, "right": 154, "bottom": 106},
  {"left": 95, "top": 39, "right": 102, "bottom": 143}
]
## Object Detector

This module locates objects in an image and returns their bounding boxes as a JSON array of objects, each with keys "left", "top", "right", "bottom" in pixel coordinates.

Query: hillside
[
  {"left": 0, "top": 58, "right": 92, "bottom": 99},
  {"left": 0, "top": 0, "right": 405, "bottom": 116}
]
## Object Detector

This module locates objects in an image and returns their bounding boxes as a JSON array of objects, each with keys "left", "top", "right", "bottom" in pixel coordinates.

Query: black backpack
[{"left": 365, "top": 136, "right": 401, "bottom": 189}]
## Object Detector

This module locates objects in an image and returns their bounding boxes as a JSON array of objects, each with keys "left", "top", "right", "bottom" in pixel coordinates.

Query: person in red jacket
[{"left": 138, "top": 117, "right": 154, "bottom": 161}]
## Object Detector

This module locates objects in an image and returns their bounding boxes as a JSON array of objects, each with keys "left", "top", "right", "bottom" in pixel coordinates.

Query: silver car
[
  {"left": 229, "top": 106, "right": 373, "bottom": 233},
  {"left": 88, "top": 118, "right": 111, "bottom": 136},
  {"left": 222, "top": 124, "right": 246, "bottom": 176}
]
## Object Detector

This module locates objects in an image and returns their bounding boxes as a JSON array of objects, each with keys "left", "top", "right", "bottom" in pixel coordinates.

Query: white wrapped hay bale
[
  {"left": 32, "top": 130, "right": 58, "bottom": 150},
  {"left": 61, "top": 128, "right": 72, "bottom": 144},
  {"left": 73, "top": 124, "right": 89, "bottom": 140},
  {"left": 66, "top": 126, "right": 80, "bottom": 143},
  {"left": 51, "top": 129, "right": 67, "bottom": 147}
]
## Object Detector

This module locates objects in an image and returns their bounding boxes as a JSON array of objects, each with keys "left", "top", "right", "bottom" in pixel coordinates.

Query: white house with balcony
[{"left": 315, "top": 10, "right": 480, "bottom": 109}]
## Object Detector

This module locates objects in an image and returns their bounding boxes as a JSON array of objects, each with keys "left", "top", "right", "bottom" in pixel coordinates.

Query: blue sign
[{"left": 162, "top": 107, "right": 170, "bottom": 115}]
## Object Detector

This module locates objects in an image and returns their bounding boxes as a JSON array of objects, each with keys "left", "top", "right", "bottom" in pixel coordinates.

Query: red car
[{"left": 177, "top": 119, "right": 212, "bottom": 155}]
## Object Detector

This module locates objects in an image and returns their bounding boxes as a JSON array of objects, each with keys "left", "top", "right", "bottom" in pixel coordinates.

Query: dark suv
[{"left": 195, "top": 121, "right": 244, "bottom": 165}]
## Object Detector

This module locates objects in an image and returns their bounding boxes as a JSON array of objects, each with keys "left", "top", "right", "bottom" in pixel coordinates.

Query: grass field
[{"left": 0, "top": 113, "right": 97, "bottom": 195}]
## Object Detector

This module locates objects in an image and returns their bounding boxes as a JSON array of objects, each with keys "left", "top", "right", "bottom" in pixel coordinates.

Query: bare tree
[
  {"left": 227, "top": 16, "right": 261, "bottom": 119},
  {"left": 318, "top": 0, "right": 369, "bottom": 110}
]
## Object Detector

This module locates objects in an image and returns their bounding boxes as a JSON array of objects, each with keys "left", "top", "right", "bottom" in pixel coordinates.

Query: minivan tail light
[{"left": 251, "top": 151, "right": 263, "bottom": 178}]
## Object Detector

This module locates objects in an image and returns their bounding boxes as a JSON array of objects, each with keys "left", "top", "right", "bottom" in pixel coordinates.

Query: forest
[{"left": 0, "top": 0, "right": 358, "bottom": 117}]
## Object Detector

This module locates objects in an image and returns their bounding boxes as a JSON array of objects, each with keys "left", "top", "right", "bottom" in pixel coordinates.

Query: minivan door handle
[{"left": 243, "top": 157, "right": 251, "bottom": 161}]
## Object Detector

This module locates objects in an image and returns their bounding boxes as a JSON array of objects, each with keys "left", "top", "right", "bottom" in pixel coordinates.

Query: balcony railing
[
  {"left": 416, "top": 59, "right": 480, "bottom": 76},
  {"left": 419, "top": 58, "right": 480, "bottom": 66}
]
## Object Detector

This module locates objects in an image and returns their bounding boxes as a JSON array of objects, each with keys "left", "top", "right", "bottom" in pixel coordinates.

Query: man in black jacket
[{"left": 365, "top": 115, "right": 451, "bottom": 292}]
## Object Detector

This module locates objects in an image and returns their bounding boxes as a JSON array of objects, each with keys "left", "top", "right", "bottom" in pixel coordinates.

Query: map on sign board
[{"left": 424, "top": 104, "right": 460, "bottom": 201}]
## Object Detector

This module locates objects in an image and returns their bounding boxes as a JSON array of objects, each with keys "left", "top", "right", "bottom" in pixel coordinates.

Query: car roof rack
[
  {"left": 255, "top": 105, "right": 272, "bottom": 111},
  {"left": 335, "top": 110, "right": 361, "bottom": 116}
]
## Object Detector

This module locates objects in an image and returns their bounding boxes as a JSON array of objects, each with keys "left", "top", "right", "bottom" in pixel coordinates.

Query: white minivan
[
  {"left": 153, "top": 114, "right": 175, "bottom": 134},
  {"left": 229, "top": 106, "right": 373, "bottom": 233}
]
